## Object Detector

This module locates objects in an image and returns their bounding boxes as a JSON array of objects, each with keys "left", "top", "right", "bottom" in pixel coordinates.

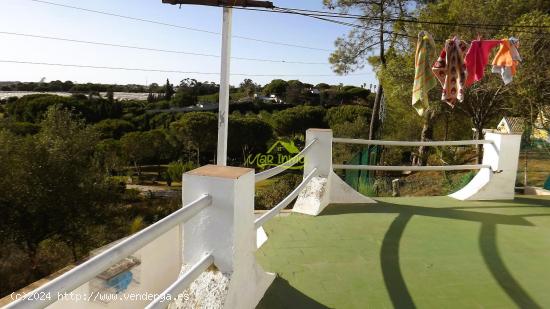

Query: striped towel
[{"left": 412, "top": 31, "right": 437, "bottom": 116}]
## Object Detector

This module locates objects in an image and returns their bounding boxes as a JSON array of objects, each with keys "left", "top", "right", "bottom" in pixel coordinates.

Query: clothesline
[{"left": 412, "top": 31, "right": 521, "bottom": 116}]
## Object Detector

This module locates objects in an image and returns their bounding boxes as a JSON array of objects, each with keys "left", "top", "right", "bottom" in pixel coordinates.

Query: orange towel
[{"left": 492, "top": 38, "right": 521, "bottom": 84}]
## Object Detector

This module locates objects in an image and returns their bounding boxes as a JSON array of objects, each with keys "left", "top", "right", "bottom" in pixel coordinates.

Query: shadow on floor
[
  {"left": 317, "top": 199, "right": 550, "bottom": 309},
  {"left": 256, "top": 277, "right": 331, "bottom": 309},
  {"left": 320, "top": 201, "right": 534, "bottom": 227},
  {"left": 380, "top": 213, "right": 416, "bottom": 309},
  {"left": 479, "top": 224, "right": 542, "bottom": 309}
]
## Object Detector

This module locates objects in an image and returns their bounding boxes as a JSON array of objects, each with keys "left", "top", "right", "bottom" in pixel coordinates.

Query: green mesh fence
[{"left": 344, "top": 146, "right": 380, "bottom": 193}]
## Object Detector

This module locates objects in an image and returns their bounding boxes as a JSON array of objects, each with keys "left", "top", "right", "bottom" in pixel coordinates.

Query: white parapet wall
[
  {"left": 293, "top": 129, "right": 376, "bottom": 216},
  {"left": 449, "top": 131, "right": 522, "bottom": 200},
  {"left": 182, "top": 165, "right": 274, "bottom": 309},
  {"left": 44, "top": 227, "right": 181, "bottom": 309}
]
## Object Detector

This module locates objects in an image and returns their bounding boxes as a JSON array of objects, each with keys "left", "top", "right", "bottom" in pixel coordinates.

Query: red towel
[{"left": 464, "top": 39, "right": 500, "bottom": 87}]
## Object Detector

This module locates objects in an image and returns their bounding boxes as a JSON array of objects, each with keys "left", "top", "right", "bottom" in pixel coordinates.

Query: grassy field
[{"left": 257, "top": 196, "right": 550, "bottom": 308}]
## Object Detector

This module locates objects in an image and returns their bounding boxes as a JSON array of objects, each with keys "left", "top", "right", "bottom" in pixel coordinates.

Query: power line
[
  {"left": 0, "top": 59, "right": 369, "bottom": 77},
  {"left": 0, "top": 31, "right": 327, "bottom": 65},
  {"left": 267, "top": 6, "right": 550, "bottom": 30},
  {"left": 26, "top": 0, "right": 333, "bottom": 52},
  {"left": 230, "top": 5, "right": 550, "bottom": 36},
  {"left": 233, "top": 6, "right": 549, "bottom": 40}
]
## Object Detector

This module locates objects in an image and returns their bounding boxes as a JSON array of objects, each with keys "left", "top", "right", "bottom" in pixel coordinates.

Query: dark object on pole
[{"left": 162, "top": 0, "right": 274, "bottom": 8}]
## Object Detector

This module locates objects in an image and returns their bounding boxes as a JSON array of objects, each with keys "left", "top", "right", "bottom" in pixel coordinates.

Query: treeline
[
  {"left": 1, "top": 78, "right": 375, "bottom": 109},
  {"left": 0, "top": 80, "right": 149, "bottom": 93},
  {"left": 1, "top": 92, "right": 372, "bottom": 170}
]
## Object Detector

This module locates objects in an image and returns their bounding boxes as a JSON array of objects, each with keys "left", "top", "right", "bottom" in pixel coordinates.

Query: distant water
[{"left": 0, "top": 91, "right": 150, "bottom": 101}]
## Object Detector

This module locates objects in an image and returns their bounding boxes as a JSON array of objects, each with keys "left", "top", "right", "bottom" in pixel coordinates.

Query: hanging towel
[
  {"left": 412, "top": 31, "right": 437, "bottom": 116},
  {"left": 432, "top": 37, "right": 469, "bottom": 106},
  {"left": 464, "top": 39, "right": 500, "bottom": 87},
  {"left": 492, "top": 38, "right": 521, "bottom": 84}
]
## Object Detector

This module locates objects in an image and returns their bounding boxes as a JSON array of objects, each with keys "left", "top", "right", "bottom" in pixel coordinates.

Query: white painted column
[
  {"left": 449, "top": 132, "right": 522, "bottom": 200},
  {"left": 303, "top": 128, "right": 333, "bottom": 177},
  {"left": 183, "top": 165, "right": 274, "bottom": 308},
  {"left": 293, "top": 129, "right": 375, "bottom": 216},
  {"left": 216, "top": 7, "right": 232, "bottom": 166}
]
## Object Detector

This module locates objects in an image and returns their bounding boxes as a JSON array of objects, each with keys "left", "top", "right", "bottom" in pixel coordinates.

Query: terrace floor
[{"left": 256, "top": 196, "right": 550, "bottom": 309}]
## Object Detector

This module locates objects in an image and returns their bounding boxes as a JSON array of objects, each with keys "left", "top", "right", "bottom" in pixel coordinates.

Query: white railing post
[
  {"left": 293, "top": 129, "right": 375, "bottom": 216},
  {"left": 303, "top": 129, "right": 333, "bottom": 177},
  {"left": 182, "top": 165, "right": 274, "bottom": 308},
  {"left": 449, "top": 131, "right": 522, "bottom": 200}
]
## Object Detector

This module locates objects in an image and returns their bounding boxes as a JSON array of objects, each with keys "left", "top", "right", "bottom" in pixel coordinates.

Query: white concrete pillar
[
  {"left": 449, "top": 132, "right": 522, "bottom": 200},
  {"left": 303, "top": 128, "right": 333, "bottom": 177},
  {"left": 293, "top": 129, "right": 375, "bottom": 216},
  {"left": 182, "top": 165, "right": 274, "bottom": 308}
]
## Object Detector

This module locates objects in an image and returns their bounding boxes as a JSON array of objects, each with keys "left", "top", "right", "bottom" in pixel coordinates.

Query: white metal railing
[
  {"left": 6, "top": 194, "right": 212, "bottom": 309},
  {"left": 255, "top": 139, "right": 318, "bottom": 183},
  {"left": 332, "top": 137, "right": 495, "bottom": 172},
  {"left": 254, "top": 168, "right": 318, "bottom": 229},
  {"left": 333, "top": 164, "right": 491, "bottom": 171},
  {"left": 333, "top": 137, "right": 493, "bottom": 147},
  {"left": 145, "top": 253, "right": 215, "bottom": 309}
]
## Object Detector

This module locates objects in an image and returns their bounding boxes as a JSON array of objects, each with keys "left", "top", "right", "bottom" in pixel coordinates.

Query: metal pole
[{"left": 217, "top": 7, "right": 232, "bottom": 166}]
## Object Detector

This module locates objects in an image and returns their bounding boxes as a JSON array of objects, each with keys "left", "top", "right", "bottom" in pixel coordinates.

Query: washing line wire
[
  {"left": 26, "top": 0, "right": 333, "bottom": 52},
  {"left": 0, "top": 59, "right": 369, "bottom": 77},
  {"left": 0, "top": 31, "right": 327, "bottom": 65}
]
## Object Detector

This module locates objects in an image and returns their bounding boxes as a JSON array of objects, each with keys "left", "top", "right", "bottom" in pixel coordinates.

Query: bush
[
  {"left": 165, "top": 161, "right": 196, "bottom": 185},
  {"left": 446, "top": 171, "right": 476, "bottom": 194},
  {"left": 0, "top": 121, "right": 41, "bottom": 136},
  {"left": 255, "top": 173, "right": 302, "bottom": 210},
  {"left": 93, "top": 119, "right": 135, "bottom": 139}
]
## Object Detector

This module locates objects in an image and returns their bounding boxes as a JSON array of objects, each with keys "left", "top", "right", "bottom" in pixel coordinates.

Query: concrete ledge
[
  {"left": 186, "top": 165, "right": 253, "bottom": 179},
  {"left": 524, "top": 186, "right": 550, "bottom": 196}
]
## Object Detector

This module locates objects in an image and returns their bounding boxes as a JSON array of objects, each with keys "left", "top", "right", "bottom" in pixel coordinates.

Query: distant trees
[
  {"left": 94, "top": 138, "right": 125, "bottom": 175},
  {"left": 170, "top": 112, "right": 218, "bottom": 164},
  {"left": 263, "top": 79, "right": 289, "bottom": 99},
  {"left": 272, "top": 106, "right": 328, "bottom": 137},
  {"left": 228, "top": 116, "right": 273, "bottom": 162},
  {"left": 120, "top": 131, "right": 155, "bottom": 175},
  {"left": 93, "top": 119, "right": 135, "bottom": 139},
  {"left": 164, "top": 79, "right": 175, "bottom": 101},
  {"left": 240, "top": 79, "right": 259, "bottom": 98},
  {"left": 7, "top": 94, "right": 122, "bottom": 123},
  {"left": 325, "top": 105, "right": 371, "bottom": 127}
]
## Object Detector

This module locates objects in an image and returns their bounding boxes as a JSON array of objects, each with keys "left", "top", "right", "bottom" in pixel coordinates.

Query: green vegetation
[{"left": 0, "top": 78, "right": 374, "bottom": 297}]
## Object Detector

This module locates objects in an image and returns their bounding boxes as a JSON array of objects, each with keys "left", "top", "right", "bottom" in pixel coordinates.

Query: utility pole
[{"left": 162, "top": 0, "right": 274, "bottom": 166}]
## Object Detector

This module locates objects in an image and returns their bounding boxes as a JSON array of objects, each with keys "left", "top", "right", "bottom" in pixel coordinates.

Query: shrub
[
  {"left": 166, "top": 161, "right": 196, "bottom": 185},
  {"left": 255, "top": 173, "right": 302, "bottom": 210}
]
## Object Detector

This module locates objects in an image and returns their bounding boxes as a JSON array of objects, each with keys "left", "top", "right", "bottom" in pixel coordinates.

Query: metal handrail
[
  {"left": 333, "top": 137, "right": 493, "bottom": 147},
  {"left": 333, "top": 164, "right": 491, "bottom": 171},
  {"left": 145, "top": 253, "right": 215, "bottom": 309},
  {"left": 5, "top": 194, "right": 212, "bottom": 309},
  {"left": 254, "top": 168, "right": 318, "bottom": 229},
  {"left": 255, "top": 139, "right": 318, "bottom": 183}
]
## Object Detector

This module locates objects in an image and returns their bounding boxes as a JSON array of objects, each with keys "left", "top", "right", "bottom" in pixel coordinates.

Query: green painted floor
[{"left": 256, "top": 196, "right": 550, "bottom": 309}]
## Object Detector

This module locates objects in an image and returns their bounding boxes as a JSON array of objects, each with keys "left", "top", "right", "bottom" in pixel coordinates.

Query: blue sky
[{"left": 0, "top": 0, "right": 377, "bottom": 87}]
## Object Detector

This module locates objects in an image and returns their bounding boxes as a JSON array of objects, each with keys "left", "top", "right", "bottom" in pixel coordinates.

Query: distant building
[
  {"left": 533, "top": 107, "right": 550, "bottom": 143},
  {"left": 497, "top": 117, "right": 526, "bottom": 134},
  {"left": 254, "top": 93, "right": 283, "bottom": 104}
]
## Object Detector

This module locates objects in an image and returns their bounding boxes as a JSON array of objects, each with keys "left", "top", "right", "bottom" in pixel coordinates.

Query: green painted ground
[{"left": 256, "top": 196, "right": 550, "bottom": 309}]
